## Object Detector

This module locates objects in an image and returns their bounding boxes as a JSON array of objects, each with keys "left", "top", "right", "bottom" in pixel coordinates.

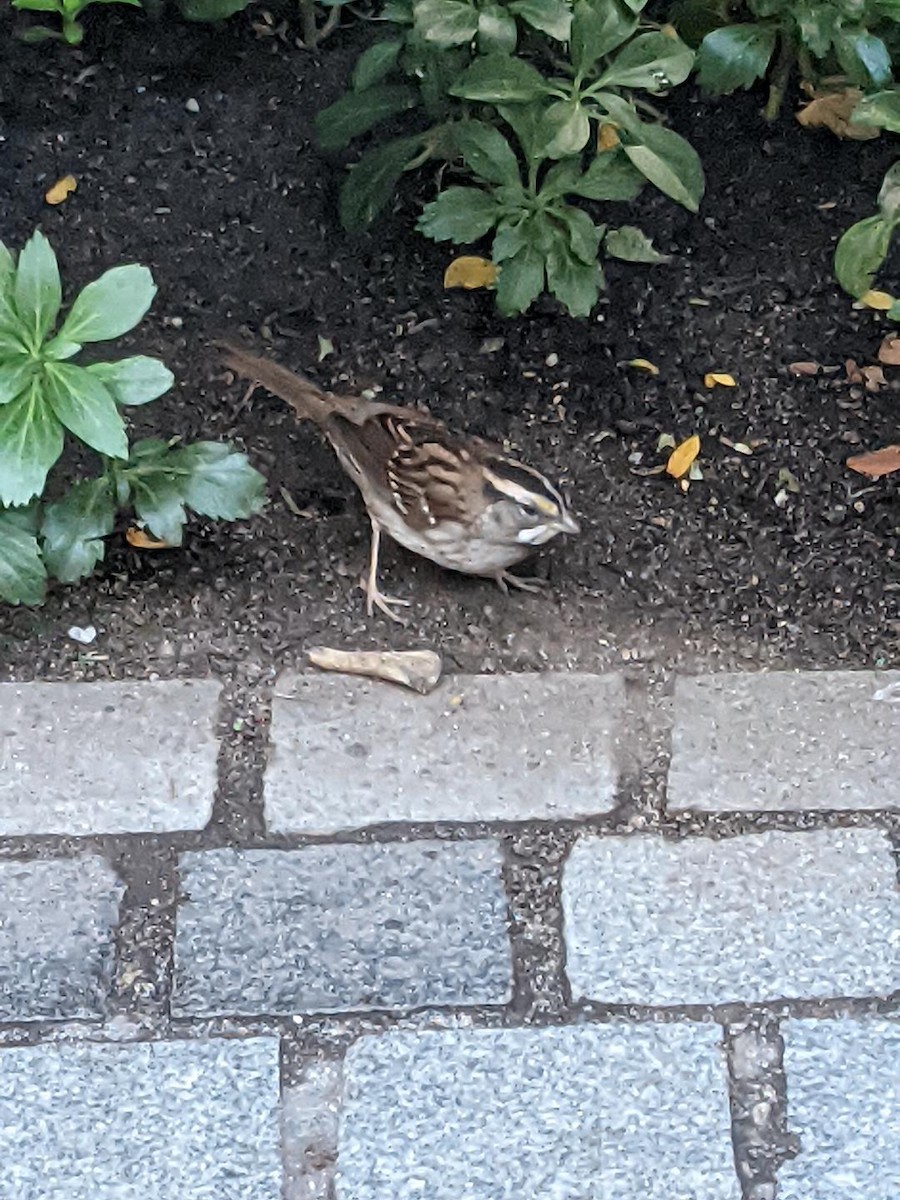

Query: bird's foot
[
  {"left": 494, "top": 570, "right": 548, "bottom": 595},
  {"left": 359, "top": 574, "right": 411, "bottom": 623}
]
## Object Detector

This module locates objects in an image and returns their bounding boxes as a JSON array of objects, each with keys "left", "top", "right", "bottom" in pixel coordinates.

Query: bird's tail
[{"left": 217, "top": 342, "right": 335, "bottom": 425}]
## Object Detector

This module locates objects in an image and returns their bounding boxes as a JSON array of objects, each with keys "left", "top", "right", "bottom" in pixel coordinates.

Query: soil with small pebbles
[{"left": 2, "top": 5, "right": 899, "bottom": 686}]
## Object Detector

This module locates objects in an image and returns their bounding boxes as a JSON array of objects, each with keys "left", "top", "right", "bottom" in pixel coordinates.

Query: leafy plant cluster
[
  {"left": 834, "top": 89, "right": 900, "bottom": 311},
  {"left": 12, "top": 0, "right": 352, "bottom": 46},
  {"left": 317, "top": 0, "right": 704, "bottom": 315},
  {"left": 0, "top": 232, "right": 266, "bottom": 606},
  {"left": 682, "top": 0, "right": 900, "bottom": 117}
]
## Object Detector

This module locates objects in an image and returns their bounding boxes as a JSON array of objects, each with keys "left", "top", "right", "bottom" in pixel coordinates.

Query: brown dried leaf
[
  {"left": 846, "top": 445, "right": 900, "bottom": 479},
  {"left": 877, "top": 335, "right": 900, "bottom": 365},
  {"left": 788, "top": 361, "right": 821, "bottom": 377},
  {"left": 796, "top": 87, "right": 880, "bottom": 139},
  {"left": 307, "top": 647, "right": 443, "bottom": 694},
  {"left": 845, "top": 358, "right": 864, "bottom": 384},
  {"left": 861, "top": 364, "right": 887, "bottom": 392}
]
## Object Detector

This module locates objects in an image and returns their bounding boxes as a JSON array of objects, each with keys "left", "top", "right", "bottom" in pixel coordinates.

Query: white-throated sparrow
[{"left": 220, "top": 344, "right": 580, "bottom": 619}]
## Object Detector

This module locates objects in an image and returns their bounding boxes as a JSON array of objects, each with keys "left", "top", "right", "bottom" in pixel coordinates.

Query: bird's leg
[
  {"left": 493, "top": 569, "right": 548, "bottom": 595},
  {"left": 360, "top": 519, "right": 411, "bottom": 622}
]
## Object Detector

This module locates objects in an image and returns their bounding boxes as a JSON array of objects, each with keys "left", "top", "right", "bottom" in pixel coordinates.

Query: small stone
[
  {"left": 185, "top": 97, "right": 200, "bottom": 113},
  {"left": 67, "top": 625, "right": 96, "bottom": 645},
  {"left": 544, "top": 352, "right": 559, "bottom": 367}
]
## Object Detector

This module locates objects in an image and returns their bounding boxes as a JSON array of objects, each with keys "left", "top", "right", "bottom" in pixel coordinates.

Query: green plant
[
  {"left": 687, "top": 0, "right": 898, "bottom": 119},
  {"left": 317, "top": 0, "right": 702, "bottom": 315},
  {"left": 0, "top": 232, "right": 266, "bottom": 606},
  {"left": 834, "top": 90, "right": 900, "bottom": 314},
  {"left": 172, "top": 0, "right": 352, "bottom": 44},
  {"left": 12, "top": 0, "right": 141, "bottom": 44}
]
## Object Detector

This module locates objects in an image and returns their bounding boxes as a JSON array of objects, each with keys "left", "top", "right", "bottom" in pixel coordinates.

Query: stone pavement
[{"left": 0, "top": 668, "right": 897, "bottom": 1199}]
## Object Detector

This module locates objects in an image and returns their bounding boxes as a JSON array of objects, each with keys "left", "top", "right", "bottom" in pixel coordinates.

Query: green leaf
[
  {"left": 546, "top": 242, "right": 603, "bottom": 317},
  {"left": 497, "top": 102, "right": 546, "bottom": 162},
  {"left": 456, "top": 122, "right": 521, "bottom": 186},
  {"left": 495, "top": 243, "right": 546, "bottom": 315},
  {"left": 596, "top": 30, "right": 695, "bottom": 92},
  {"left": 605, "top": 224, "right": 669, "bottom": 262},
  {"left": 57, "top": 264, "right": 157, "bottom": 344},
  {"left": 492, "top": 215, "right": 531, "bottom": 262},
  {"left": 42, "top": 335, "right": 82, "bottom": 360},
  {"left": 835, "top": 30, "right": 892, "bottom": 89},
  {"left": 417, "top": 186, "right": 500, "bottom": 243},
  {"left": 40, "top": 475, "right": 116, "bottom": 583},
  {"left": 13, "top": 0, "right": 64, "bottom": 12},
  {"left": 0, "top": 356, "right": 37, "bottom": 406},
  {"left": 175, "top": 442, "right": 267, "bottom": 521},
  {"left": 413, "top": 0, "right": 479, "bottom": 45},
  {"left": 315, "top": 85, "right": 419, "bottom": 152},
  {"left": 43, "top": 363, "right": 129, "bottom": 458},
  {"left": 477, "top": 4, "right": 518, "bottom": 53},
  {"left": 177, "top": 0, "right": 252, "bottom": 19},
  {"left": 696, "top": 24, "right": 778, "bottom": 93},
  {"left": 878, "top": 162, "right": 900, "bottom": 222},
  {"left": 508, "top": 0, "right": 571, "bottom": 40},
  {"left": 622, "top": 120, "right": 704, "bottom": 212},
  {"left": 450, "top": 54, "right": 548, "bottom": 102},
  {"left": 0, "top": 506, "right": 46, "bottom": 606},
  {"left": 13, "top": 231, "right": 62, "bottom": 351},
  {"left": 352, "top": 40, "right": 403, "bottom": 90},
  {"left": 556, "top": 205, "right": 602, "bottom": 264},
  {"left": 85, "top": 356, "right": 174, "bottom": 406},
  {"left": 570, "top": 150, "right": 645, "bottom": 200},
  {"left": 834, "top": 214, "right": 893, "bottom": 297},
  {"left": 132, "top": 473, "right": 187, "bottom": 545},
  {"left": 570, "top": 0, "right": 638, "bottom": 77},
  {"left": 0, "top": 382, "right": 65, "bottom": 507},
  {"left": 539, "top": 101, "right": 592, "bottom": 158},
  {"left": 340, "top": 136, "right": 426, "bottom": 230},
  {"left": 852, "top": 90, "right": 900, "bottom": 132}
]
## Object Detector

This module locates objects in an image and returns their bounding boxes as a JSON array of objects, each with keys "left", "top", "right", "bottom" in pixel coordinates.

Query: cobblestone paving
[{"left": 0, "top": 670, "right": 897, "bottom": 1199}]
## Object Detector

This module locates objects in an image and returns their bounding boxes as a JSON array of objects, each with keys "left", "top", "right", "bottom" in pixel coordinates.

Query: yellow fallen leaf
[
  {"left": 45, "top": 175, "right": 77, "bottom": 205},
  {"left": 125, "top": 527, "right": 171, "bottom": 550},
  {"left": 666, "top": 435, "right": 700, "bottom": 479},
  {"left": 860, "top": 289, "right": 894, "bottom": 310},
  {"left": 597, "top": 123, "right": 620, "bottom": 152},
  {"left": 627, "top": 358, "right": 659, "bottom": 375},
  {"left": 444, "top": 256, "right": 497, "bottom": 290},
  {"left": 704, "top": 372, "right": 736, "bottom": 388}
]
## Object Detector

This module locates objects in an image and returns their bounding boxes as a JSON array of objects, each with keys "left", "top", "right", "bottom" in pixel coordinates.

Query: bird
[{"left": 219, "top": 344, "right": 580, "bottom": 620}]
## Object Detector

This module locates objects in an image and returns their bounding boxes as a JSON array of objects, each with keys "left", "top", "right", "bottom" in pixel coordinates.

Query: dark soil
[{"left": 2, "top": 6, "right": 899, "bottom": 684}]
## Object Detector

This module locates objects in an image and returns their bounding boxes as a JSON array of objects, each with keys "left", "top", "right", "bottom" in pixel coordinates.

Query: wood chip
[
  {"left": 307, "top": 647, "right": 443, "bottom": 694},
  {"left": 846, "top": 445, "right": 900, "bottom": 479}
]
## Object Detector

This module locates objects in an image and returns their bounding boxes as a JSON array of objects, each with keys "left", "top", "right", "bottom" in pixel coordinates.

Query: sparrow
[{"left": 220, "top": 344, "right": 580, "bottom": 619}]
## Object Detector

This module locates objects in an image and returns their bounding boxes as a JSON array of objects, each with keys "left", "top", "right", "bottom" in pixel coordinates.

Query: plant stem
[
  {"left": 298, "top": 0, "right": 341, "bottom": 48},
  {"left": 763, "top": 31, "right": 794, "bottom": 121}
]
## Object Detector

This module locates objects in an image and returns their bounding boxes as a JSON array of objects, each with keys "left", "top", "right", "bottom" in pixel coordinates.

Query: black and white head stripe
[{"left": 482, "top": 459, "right": 566, "bottom": 518}]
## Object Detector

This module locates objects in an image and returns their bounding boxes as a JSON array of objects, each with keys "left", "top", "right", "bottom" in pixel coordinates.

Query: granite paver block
[
  {"left": 337, "top": 1023, "right": 740, "bottom": 1200},
  {"left": 779, "top": 1018, "right": 900, "bottom": 1199},
  {"left": 173, "top": 841, "right": 511, "bottom": 1015},
  {"left": 265, "top": 672, "right": 624, "bottom": 833},
  {"left": 668, "top": 670, "right": 900, "bottom": 812},
  {"left": 0, "top": 679, "right": 222, "bottom": 835},
  {"left": 563, "top": 829, "right": 899, "bottom": 1005},
  {"left": 0, "top": 1036, "right": 281, "bottom": 1200},
  {"left": 0, "top": 855, "right": 123, "bottom": 1022}
]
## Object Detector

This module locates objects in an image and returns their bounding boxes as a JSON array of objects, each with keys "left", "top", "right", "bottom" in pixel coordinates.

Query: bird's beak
[{"left": 557, "top": 511, "right": 581, "bottom": 536}]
